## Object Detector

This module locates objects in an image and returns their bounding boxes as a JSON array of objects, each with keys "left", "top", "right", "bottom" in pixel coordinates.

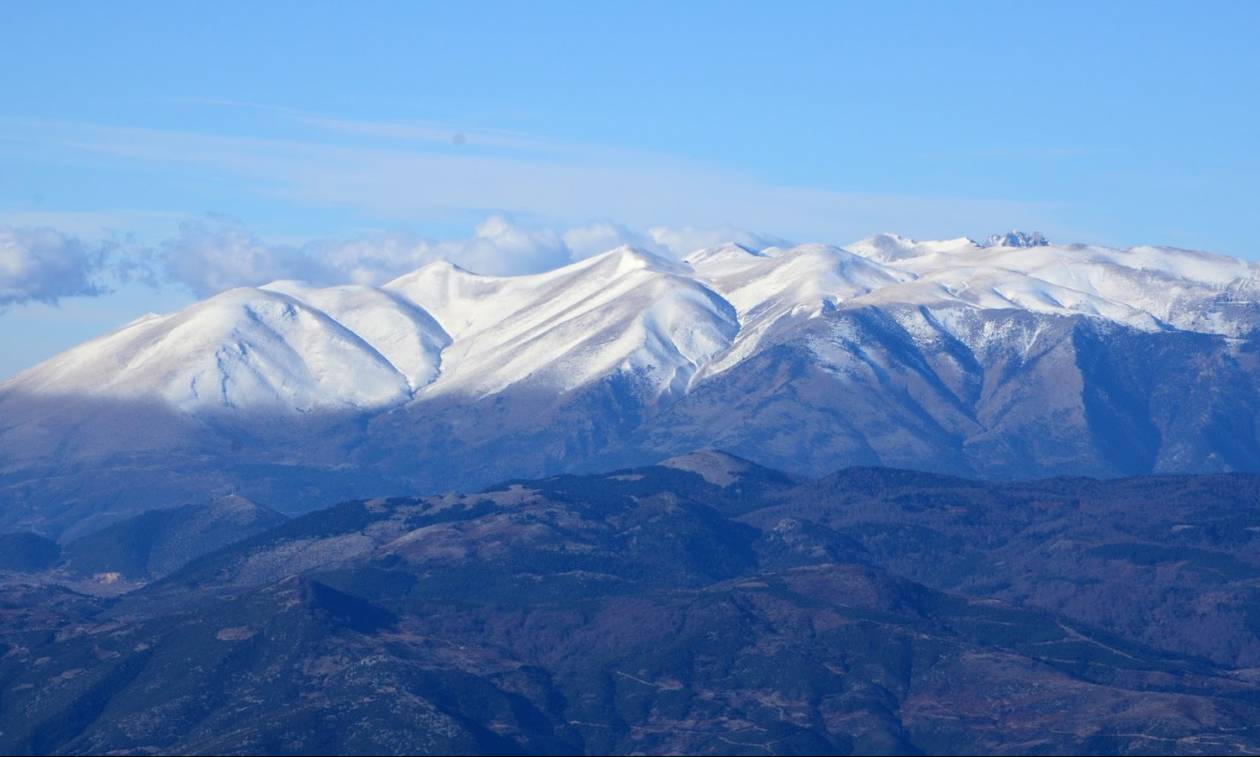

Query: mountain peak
[
  {"left": 984, "top": 230, "right": 1049, "bottom": 248},
  {"left": 845, "top": 233, "right": 979, "bottom": 262},
  {"left": 585, "top": 244, "right": 688, "bottom": 276},
  {"left": 417, "top": 258, "right": 476, "bottom": 276}
]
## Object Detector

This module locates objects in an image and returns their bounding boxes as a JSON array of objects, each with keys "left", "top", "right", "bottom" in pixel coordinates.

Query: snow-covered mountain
[
  {"left": 385, "top": 247, "right": 738, "bottom": 398},
  {"left": 4, "top": 231, "right": 1260, "bottom": 534},
  {"left": 12, "top": 286, "right": 431, "bottom": 412}
]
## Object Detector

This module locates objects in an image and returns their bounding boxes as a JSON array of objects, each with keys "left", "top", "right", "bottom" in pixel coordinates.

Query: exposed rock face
[{"left": 984, "top": 229, "right": 1049, "bottom": 248}]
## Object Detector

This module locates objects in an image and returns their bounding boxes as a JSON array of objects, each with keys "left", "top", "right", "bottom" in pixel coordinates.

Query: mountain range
[
  {"left": 4, "top": 231, "right": 1260, "bottom": 535},
  {"left": 4, "top": 453, "right": 1260, "bottom": 754}
]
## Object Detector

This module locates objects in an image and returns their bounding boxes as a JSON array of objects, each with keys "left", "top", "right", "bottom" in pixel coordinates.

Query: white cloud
[
  {"left": 441, "top": 216, "right": 571, "bottom": 275},
  {"left": 0, "top": 214, "right": 803, "bottom": 301},
  {"left": 155, "top": 215, "right": 677, "bottom": 294},
  {"left": 160, "top": 218, "right": 329, "bottom": 297},
  {"left": 0, "top": 227, "right": 110, "bottom": 305},
  {"left": 308, "top": 233, "right": 433, "bottom": 285},
  {"left": 647, "top": 225, "right": 790, "bottom": 256},
  {"left": 562, "top": 221, "right": 656, "bottom": 260}
]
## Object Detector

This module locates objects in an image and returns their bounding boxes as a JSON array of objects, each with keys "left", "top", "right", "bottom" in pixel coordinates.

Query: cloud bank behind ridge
[
  {"left": 0, "top": 227, "right": 111, "bottom": 306},
  {"left": 0, "top": 215, "right": 792, "bottom": 304}
]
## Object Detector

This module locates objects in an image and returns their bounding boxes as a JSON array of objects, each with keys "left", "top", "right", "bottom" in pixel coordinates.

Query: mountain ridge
[
  {"left": 10, "top": 232, "right": 1260, "bottom": 411},
  {"left": 4, "top": 232, "right": 1260, "bottom": 534}
]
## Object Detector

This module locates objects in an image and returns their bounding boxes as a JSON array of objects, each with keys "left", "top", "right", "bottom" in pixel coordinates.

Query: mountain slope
[
  {"left": 263, "top": 281, "right": 452, "bottom": 390},
  {"left": 59, "top": 495, "right": 288, "bottom": 581},
  {"left": 8, "top": 460, "right": 1260, "bottom": 754},
  {"left": 3, "top": 287, "right": 415, "bottom": 412}
]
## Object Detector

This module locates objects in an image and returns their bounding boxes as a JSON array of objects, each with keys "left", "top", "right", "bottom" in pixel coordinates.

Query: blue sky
[{"left": 2, "top": 1, "right": 1258, "bottom": 378}]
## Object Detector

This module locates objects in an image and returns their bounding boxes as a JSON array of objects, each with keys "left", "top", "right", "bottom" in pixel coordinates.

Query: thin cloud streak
[
  {"left": 174, "top": 97, "right": 562, "bottom": 153},
  {"left": 0, "top": 115, "right": 1061, "bottom": 244}
]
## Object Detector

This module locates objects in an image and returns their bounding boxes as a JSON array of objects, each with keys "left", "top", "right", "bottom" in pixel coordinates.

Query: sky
[{"left": 2, "top": 1, "right": 1258, "bottom": 378}]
